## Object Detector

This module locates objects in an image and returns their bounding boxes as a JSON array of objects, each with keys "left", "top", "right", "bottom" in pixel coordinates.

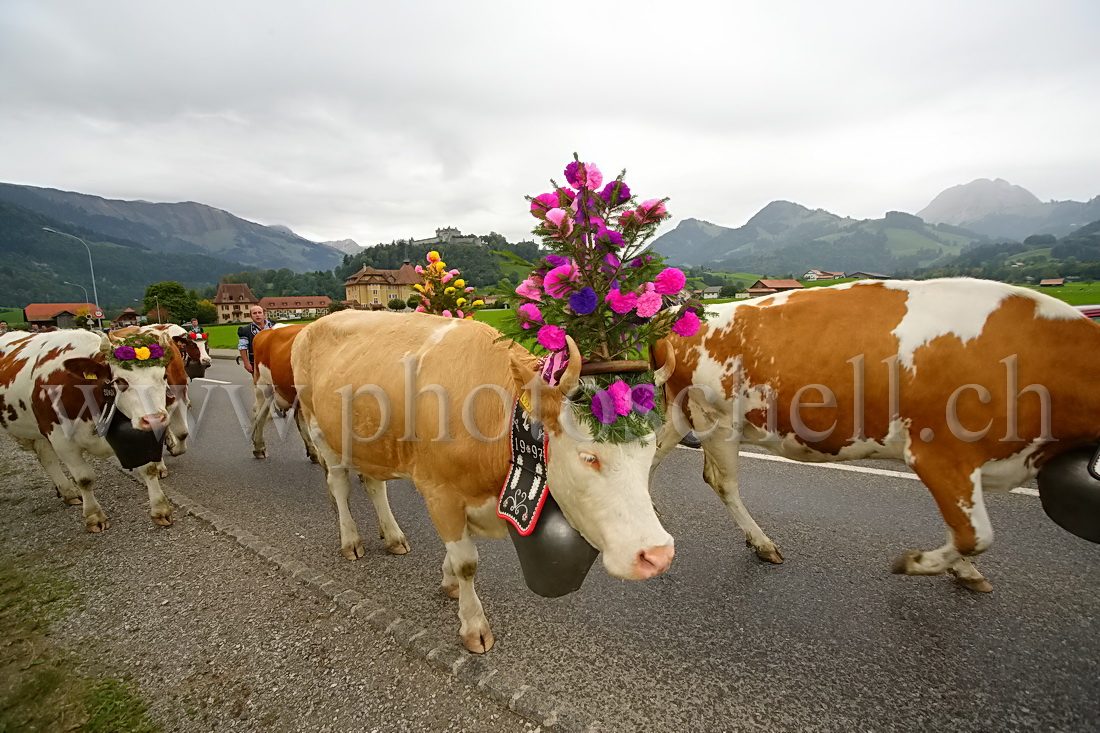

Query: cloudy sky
[{"left": 2, "top": 0, "right": 1098, "bottom": 248}]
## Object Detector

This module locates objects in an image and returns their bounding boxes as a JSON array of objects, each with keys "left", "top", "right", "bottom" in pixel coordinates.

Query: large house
[
  {"left": 344, "top": 263, "right": 423, "bottom": 307},
  {"left": 212, "top": 283, "right": 260, "bottom": 324},
  {"left": 259, "top": 296, "right": 333, "bottom": 320},
  {"left": 803, "top": 269, "right": 845, "bottom": 281},
  {"left": 409, "top": 227, "right": 483, "bottom": 247},
  {"left": 23, "top": 302, "right": 97, "bottom": 329},
  {"left": 746, "top": 279, "right": 804, "bottom": 297}
]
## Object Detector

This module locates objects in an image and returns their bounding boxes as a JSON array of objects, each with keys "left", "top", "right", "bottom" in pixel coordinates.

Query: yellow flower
[
  {"left": 134, "top": 346, "right": 151, "bottom": 361},
  {"left": 427, "top": 251, "right": 440, "bottom": 263},
  {"left": 434, "top": 261, "right": 446, "bottom": 271},
  {"left": 444, "top": 287, "right": 456, "bottom": 295},
  {"left": 464, "top": 315, "right": 474, "bottom": 319},
  {"left": 413, "top": 283, "right": 424, "bottom": 292},
  {"left": 472, "top": 299, "right": 484, "bottom": 306},
  {"left": 454, "top": 279, "right": 465, "bottom": 288},
  {"left": 456, "top": 298, "right": 467, "bottom": 306}
]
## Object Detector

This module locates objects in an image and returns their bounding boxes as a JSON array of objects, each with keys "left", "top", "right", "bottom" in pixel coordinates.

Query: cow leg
[
  {"left": 294, "top": 409, "right": 319, "bottom": 464},
  {"left": 892, "top": 462, "right": 993, "bottom": 592},
  {"left": 700, "top": 429, "right": 783, "bottom": 564},
  {"left": 304, "top": 416, "right": 365, "bottom": 559},
  {"left": 165, "top": 386, "right": 189, "bottom": 458},
  {"left": 441, "top": 531, "right": 493, "bottom": 653},
  {"left": 48, "top": 437, "right": 108, "bottom": 532},
  {"left": 30, "top": 438, "right": 82, "bottom": 505},
  {"left": 359, "top": 475, "right": 409, "bottom": 554},
  {"left": 250, "top": 383, "right": 273, "bottom": 459},
  {"left": 135, "top": 462, "right": 173, "bottom": 526}
]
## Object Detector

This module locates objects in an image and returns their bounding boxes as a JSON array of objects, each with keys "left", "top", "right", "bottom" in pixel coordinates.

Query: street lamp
[
  {"left": 43, "top": 227, "right": 102, "bottom": 329},
  {"left": 63, "top": 281, "right": 91, "bottom": 327}
]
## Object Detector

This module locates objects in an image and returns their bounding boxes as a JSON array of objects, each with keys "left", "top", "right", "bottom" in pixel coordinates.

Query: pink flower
[
  {"left": 537, "top": 324, "right": 567, "bottom": 351},
  {"left": 636, "top": 284, "right": 662, "bottom": 318},
  {"left": 464, "top": 286, "right": 474, "bottom": 292},
  {"left": 654, "top": 267, "right": 686, "bottom": 295},
  {"left": 619, "top": 209, "right": 639, "bottom": 227},
  {"left": 672, "top": 310, "right": 701, "bottom": 337},
  {"left": 606, "top": 287, "right": 638, "bottom": 314},
  {"left": 415, "top": 306, "right": 425, "bottom": 312},
  {"left": 544, "top": 261, "right": 578, "bottom": 298},
  {"left": 442, "top": 310, "right": 452, "bottom": 318},
  {"left": 607, "top": 380, "right": 632, "bottom": 416},
  {"left": 638, "top": 198, "right": 668, "bottom": 222},
  {"left": 530, "top": 192, "right": 559, "bottom": 217},
  {"left": 518, "top": 303, "right": 544, "bottom": 329},
  {"left": 414, "top": 265, "right": 424, "bottom": 274},
  {"left": 564, "top": 161, "right": 604, "bottom": 191},
  {"left": 516, "top": 278, "right": 543, "bottom": 301},
  {"left": 544, "top": 207, "right": 574, "bottom": 239},
  {"left": 441, "top": 272, "right": 453, "bottom": 283}
]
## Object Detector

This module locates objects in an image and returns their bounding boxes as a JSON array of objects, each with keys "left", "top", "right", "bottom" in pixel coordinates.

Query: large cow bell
[
  {"left": 1036, "top": 444, "right": 1100, "bottom": 544},
  {"left": 508, "top": 492, "right": 599, "bottom": 598},
  {"left": 99, "top": 404, "right": 167, "bottom": 470},
  {"left": 184, "top": 361, "right": 207, "bottom": 380}
]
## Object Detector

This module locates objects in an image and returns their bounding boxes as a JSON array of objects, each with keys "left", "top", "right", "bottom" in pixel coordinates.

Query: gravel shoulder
[{"left": 0, "top": 435, "right": 538, "bottom": 733}]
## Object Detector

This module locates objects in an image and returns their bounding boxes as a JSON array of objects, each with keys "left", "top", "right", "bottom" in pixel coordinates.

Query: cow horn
[
  {"left": 558, "top": 336, "right": 582, "bottom": 397},
  {"left": 652, "top": 339, "right": 676, "bottom": 387}
]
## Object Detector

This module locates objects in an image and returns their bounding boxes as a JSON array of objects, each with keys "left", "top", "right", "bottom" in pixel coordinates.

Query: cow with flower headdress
[
  {"left": 0, "top": 328, "right": 175, "bottom": 531},
  {"left": 292, "top": 156, "right": 694, "bottom": 652}
]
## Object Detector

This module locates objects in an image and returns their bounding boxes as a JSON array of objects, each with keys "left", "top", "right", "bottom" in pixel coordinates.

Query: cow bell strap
[
  {"left": 95, "top": 380, "right": 118, "bottom": 437},
  {"left": 1089, "top": 444, "right": 1100, "bottom": 481}
]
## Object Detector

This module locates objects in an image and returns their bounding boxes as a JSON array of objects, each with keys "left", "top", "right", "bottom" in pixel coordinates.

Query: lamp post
[
  {"left": 62, "top": 281, "right": 91, "bottom": 327},
  {"left": 43, "top": 227, "right": 102, "bottom": 329},
  {"left": 155, "top": 295, "right": 162, "bottom": 324}
]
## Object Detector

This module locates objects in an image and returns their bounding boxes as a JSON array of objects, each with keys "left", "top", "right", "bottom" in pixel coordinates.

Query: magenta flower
[
  {"left": 415, "top": 306, "right": 425, "bottom": 312},
  {"left": 544, "top": 208, "right": 574, "bottom": 238},
  {"left": 530, "top": 192, "right": 559, "bottom": 217},
  {"left": 672, "top": 310, "right": 701, "bottom": 337},
  {"left": 595, "top": 228, "right": 624, "bottom": 248},
  {"left": 544, "top": 262, "right": 578, "bottom": 298},
  {"left": 638, "top": 198, "right": 668, "bottom": 222},
  {"left": 599, "top": 181, "right": 631, "bottom": 206},
  {"left": 537, "top": 324, "right": 567, "bottom": 351},
  {"left": 635, "top": 285, "right": 662, "bottom": 318},
  {"left": 654, "top": 267, "right": 687, "bottom": 295},
  {"left": 619, "top": 209, "right": 639, "bottom": 227},
  {"left": 518, "top": 303, "right": 544, "bottom": 329},
  {"left": 545, "top": 254, "right": 569, "bottom": 268},
  {"left": 606, "top": 287, "right": 638, "bottom": 314},
  {"left": 564, "top": 161, "right": 604, "bottom": 191},
  {"left": 568, "top": 287, "right": 598, "bottom": 315},
  {"left": 607, "top": 380, "right": 632, "bottom": 416},
  {"left": 631, "top": 384, "right": 656, "bottom": 414}
]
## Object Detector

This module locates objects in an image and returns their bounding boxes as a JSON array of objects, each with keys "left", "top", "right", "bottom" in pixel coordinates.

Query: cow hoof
[
  {"left": 253, "top": 450, "right": 267, "bottom": 459},
  {"left": 752, "top": 544, "right": 784, "bottom": 564},
  {"left": 64, "top": 497, "right": 83, "bottom": 506},
  {"left": 152, "top": 514, "right": 173, "bottom": 527},
  {"left": 462, "top": 629, "right": 494, "bottom": 654},
  {"left": 340, "top": 541, "right": 365, "bottom": 561},
  {"left": 891, "top": 551, "right": 922, "bottom": 575},
  {"left": 955, "top": 576, "right": 993, "bottom": 593},
  {"left": 85, "top": 518, "right": 110, "bottom": 533},
  {"left": 158, "top": 468, "right": 169, "bottom": 479},
  {"left": 386, "top": 537, "right": 411, "bottom": 555},
  {"left": 442, "top": 584, "right": 460, "bottom": 599}
]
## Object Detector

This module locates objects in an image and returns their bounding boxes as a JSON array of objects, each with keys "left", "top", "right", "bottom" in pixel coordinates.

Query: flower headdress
[
  {"left": 501, "top": 154, "right": 706, "bottom": 442},
  {"left": 412, "top": 251, "right": 486, "bottom": 319},
  {"left": 104, "top": 332, "right": 171, "bottom": 370}
]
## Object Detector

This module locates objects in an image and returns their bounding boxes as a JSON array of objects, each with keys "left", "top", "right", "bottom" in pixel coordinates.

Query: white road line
[
  {"left": 194, "top": 377, "right": 232, "bottom": 384},
  {"left": 676, "top": 444, "right": 1036, "bottom": 496}
]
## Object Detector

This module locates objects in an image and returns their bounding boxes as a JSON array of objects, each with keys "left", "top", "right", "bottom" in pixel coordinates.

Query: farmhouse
[
  {"left": 746, "top": 279, "right": 803, "bottom": 297},
  {"left": 803, "top": 269, "right": 845, "bottom": 281},
  {"left": 344, "top": 263, "right": 423, "bottom": 306},
  {"left": 259, "top": 296, "right": 333, "bottom": 320},
  {"left": 213, "top": 283, "right": 260, "bottom": 324},
  {"left": 23, "top": 302, "right": 97, "bottom": 329}
]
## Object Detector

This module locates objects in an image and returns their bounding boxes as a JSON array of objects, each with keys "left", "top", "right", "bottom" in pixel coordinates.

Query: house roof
[
  {"left": 1040, "top": 278, "right": 1065, "bottom": 286},
  {"left": 213, "top": 283, "right": 259, "bottom": 304},
  {"left": 848, "top": 271, "right": 890, "bottom": 280},
  {"left": 754, "top": 279, "right": 803, "bottom": 289},
  {"left": 259, "top": 296, "right": 333, "bottom": 309},
  {"left": 344, "top": 264, "right": 424, "bottom": 286},
  {"left": 23, "top": 302, "right": 97, "bottom": 322}
]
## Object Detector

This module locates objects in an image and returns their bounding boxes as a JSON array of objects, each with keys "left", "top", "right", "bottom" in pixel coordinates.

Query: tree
[
  {"left": 387, "top": 298, "right": 406, "bottom": 311},
  {"left": 195, "top": 299, "right": 217, "bottom": 324},
  {"left": 143, "top": 281, "right": 198, "bottom": 322},
  {"left": 719, "top": 283, "right": 741, "bottom": 298}
]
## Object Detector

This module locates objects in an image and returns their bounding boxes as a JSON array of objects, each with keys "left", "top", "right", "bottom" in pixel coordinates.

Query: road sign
[{"left": 94, "top": 310, "right": 104, "bottom": 319}]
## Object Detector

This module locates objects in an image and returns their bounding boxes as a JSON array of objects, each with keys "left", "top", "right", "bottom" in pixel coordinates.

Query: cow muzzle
[
  {"left": 633, "top": 543, "right": 675, "bottom": 579},
  {"left": 139, "top": 413, "right": 169, "bottom": 431}
]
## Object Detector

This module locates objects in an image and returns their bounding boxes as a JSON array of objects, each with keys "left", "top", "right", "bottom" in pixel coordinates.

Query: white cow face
[
  {"left": 510, "top": 338, "right": 674, "bottom": 582},
  {"left": 100, "top": 331, "right": 172, "bottom": 431}
]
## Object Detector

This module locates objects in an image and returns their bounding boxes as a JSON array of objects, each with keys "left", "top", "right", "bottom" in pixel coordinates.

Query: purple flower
[
  {"left": 537, "top": 324, "right": 567, "bottom": 351},
  {"left": 114, "top": 346, "right": 136, "bottom": 361},
  {"left": 568, "top": 287, "right": 598, "bottom": 315},
  {"left": 630, "top": 255, "right": 654, "bottom": 268},
  {"left": 599, "top": 181, "right": 631, "bottom": 206},
  {"left": 595, "top": 228, "right": 624, "bottom": 248},
  {"left": 564, "top": 161, "right": 603, "bottom": 190},
  {"left": 591, "top": 390, "right": 617, "bottom": 424},
  {"left": 631, "top": 384, "right": 656, "bottom": 414},
  {"left": 545, "top": 255, "right": 569, "bottom": 268},
  {"left": 147, "top": 343, "right": 165, "bottom": 359}
]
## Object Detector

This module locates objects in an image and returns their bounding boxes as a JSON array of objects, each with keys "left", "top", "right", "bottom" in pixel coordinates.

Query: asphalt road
[{"left": 168, "top": 359, "right": 1099, "bottom": 732}]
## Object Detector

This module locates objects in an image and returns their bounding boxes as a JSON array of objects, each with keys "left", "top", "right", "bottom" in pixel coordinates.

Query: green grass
[
  {"left": 1020, "top": 281, "right": 1100, "bottom": 306},
  {"left": 0, "top": 308, "right": 23, "bottom": 325}
]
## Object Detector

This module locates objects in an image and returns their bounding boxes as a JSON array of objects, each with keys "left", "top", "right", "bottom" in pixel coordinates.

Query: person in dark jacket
[{"left": 237, "top": 305, "right": 274, "bottom": 375}]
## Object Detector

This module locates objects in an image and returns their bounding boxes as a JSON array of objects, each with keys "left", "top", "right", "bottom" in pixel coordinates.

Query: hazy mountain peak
[
  {"left": 322, "top": 238, "right": 363, "bottom": 255},
  {"left": 917, "top": 178, "right": 1042, "bottom": 226}
]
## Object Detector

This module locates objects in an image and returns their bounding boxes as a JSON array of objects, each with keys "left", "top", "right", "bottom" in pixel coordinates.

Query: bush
[{"left": 387, "top": 298, "right": 406, "bottom": 311}]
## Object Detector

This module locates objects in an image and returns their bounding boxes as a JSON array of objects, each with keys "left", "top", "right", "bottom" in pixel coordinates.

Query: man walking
[
  {"left": 187, "top": 317, "right": 204, "bottom": 335},
  {"left": 238, "top": 305, "right": 274, "bottom": 375}
]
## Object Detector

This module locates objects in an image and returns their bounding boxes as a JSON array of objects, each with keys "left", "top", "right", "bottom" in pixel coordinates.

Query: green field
[
  {"left": 1020, "top": 281, "right": 1100, "bottom": 305},
  {"left": 0, "top": 307, "right": 24, "bottom": 325}
]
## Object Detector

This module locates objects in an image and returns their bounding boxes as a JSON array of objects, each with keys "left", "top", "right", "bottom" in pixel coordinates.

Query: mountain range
[
  {"left": 0, "top": 183, "right": 343, "bottom": 273},
  {"left": 652, "top": 179, "right": 1099, "bottom": 275}
]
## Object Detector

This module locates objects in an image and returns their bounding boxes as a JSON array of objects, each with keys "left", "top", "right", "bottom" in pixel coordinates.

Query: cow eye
[
  {"left": 114, "top": 378, "right": 129, "bottom": 392},
  {"left": 579, "top": 452, "right": 601, "bottom": 470}
]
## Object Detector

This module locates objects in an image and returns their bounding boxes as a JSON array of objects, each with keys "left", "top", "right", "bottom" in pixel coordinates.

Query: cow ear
[
  {"left": 507, "top": 337, "right": 582, "bottom": 432},
  {"left": 651, "top": 338, "right": 676, "bottom": 387},
  {"left": 64, "top": 357, "right": 109, "bottom": 382}
]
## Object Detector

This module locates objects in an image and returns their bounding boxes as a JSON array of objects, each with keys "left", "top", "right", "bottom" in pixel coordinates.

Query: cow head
[
  {"left": 509, "top": 337, "right": 675, "bottom": 581},
  {"left": 86, "top": 330, "right": 172, "bottom": 432}
]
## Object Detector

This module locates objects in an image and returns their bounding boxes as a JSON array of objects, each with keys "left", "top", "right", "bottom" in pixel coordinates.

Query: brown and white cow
[
  {"left": 250, "top": 324, "right": 313, "bottom": 460},
  {"left": 0, "top": 328, "right": 174, "bottom": 531},
  {"left": 651, "top": 277, "right": 1100, "bottom": 592},
  {"left": 293, "top": 310, "right": 675, "bottom": 652}
]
